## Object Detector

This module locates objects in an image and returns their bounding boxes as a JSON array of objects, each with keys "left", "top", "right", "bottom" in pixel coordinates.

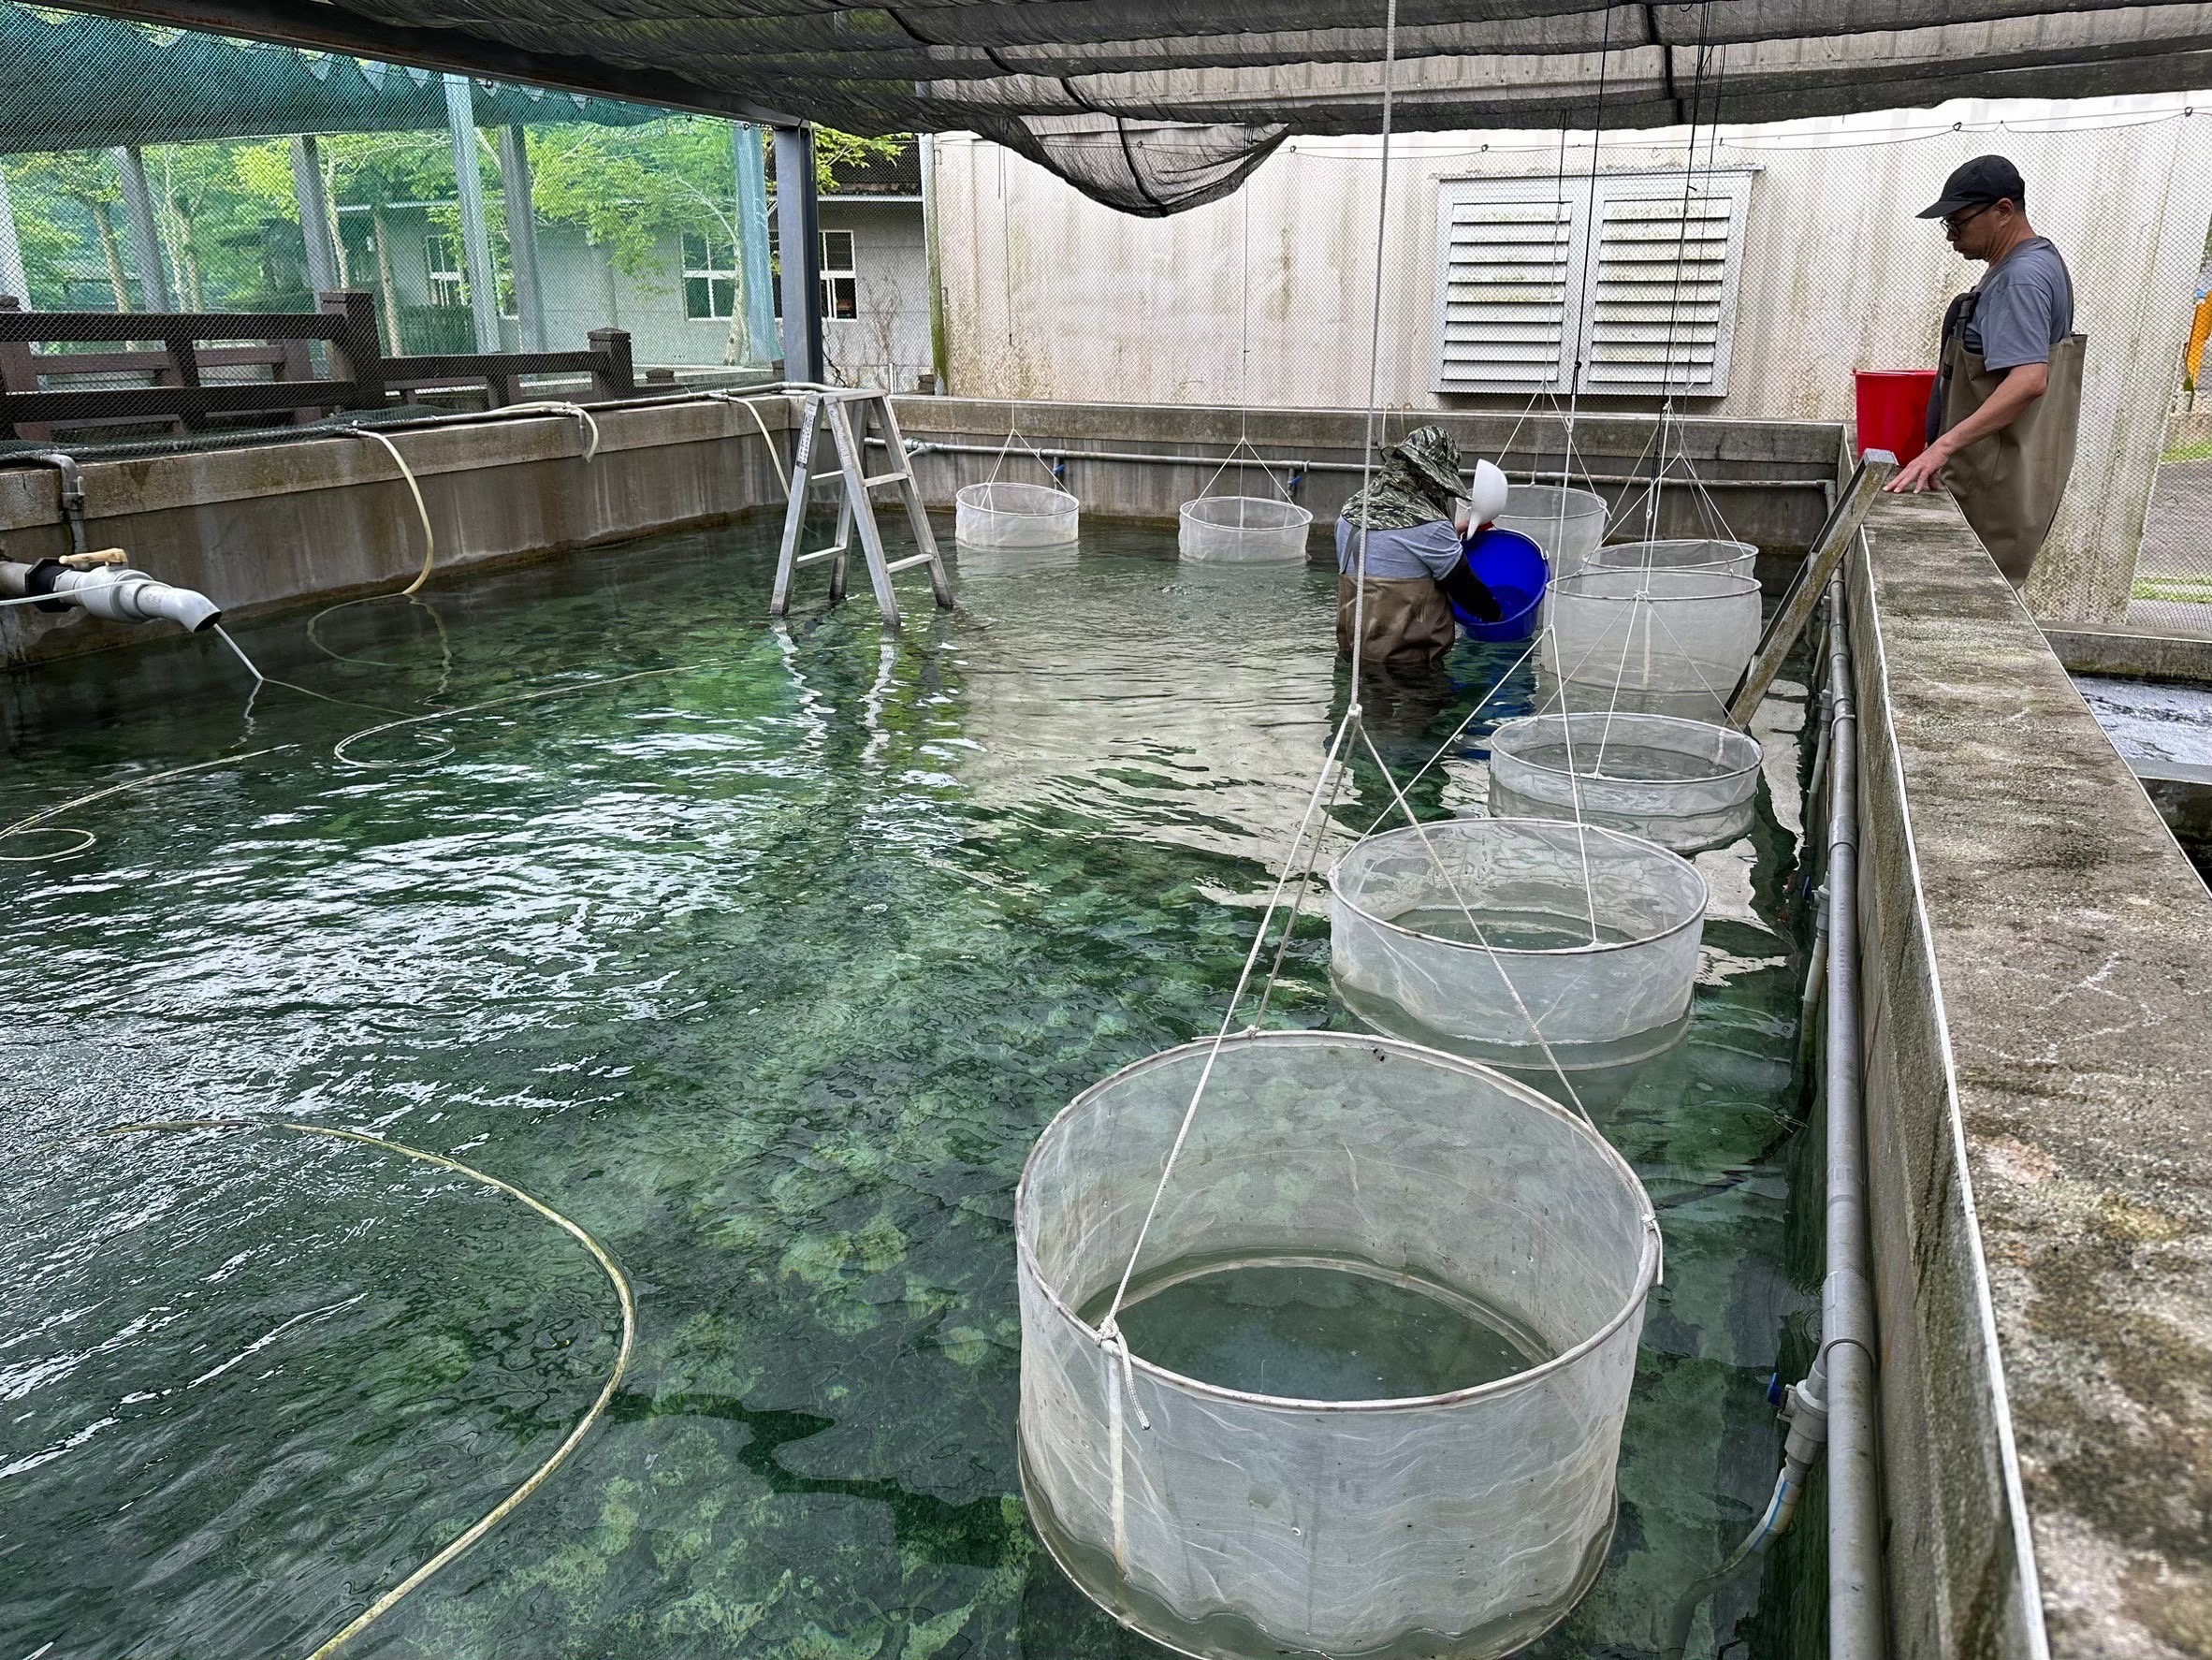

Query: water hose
[
  {"left": 0, "top": 748, "right": 292, "bottom": 864},
  {"left": 85, "top": 1117, "right": 635, "bottom": 1660}
]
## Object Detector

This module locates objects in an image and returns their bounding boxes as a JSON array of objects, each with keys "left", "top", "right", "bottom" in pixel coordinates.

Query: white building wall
[
  {"left": 822, "top": 200, "right": 932, "bottom": 392},
  {"left": 935, "top": 98, "right": 2212, "bottom": 620}
]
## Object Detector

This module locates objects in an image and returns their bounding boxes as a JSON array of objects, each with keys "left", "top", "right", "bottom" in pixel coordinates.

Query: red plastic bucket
[{"left": 1854, "top": 369, "right": 1940, "bottom": 463}]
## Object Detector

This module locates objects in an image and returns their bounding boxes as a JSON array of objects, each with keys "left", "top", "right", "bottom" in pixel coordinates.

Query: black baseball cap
[{"left": 1917, "top": 155, "right": 2026, "bottom": 219}]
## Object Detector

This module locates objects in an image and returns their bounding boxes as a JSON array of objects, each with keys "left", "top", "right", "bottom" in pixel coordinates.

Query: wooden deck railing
[{"left": 0, "top": 291, "right": 634, "bottom": 441}]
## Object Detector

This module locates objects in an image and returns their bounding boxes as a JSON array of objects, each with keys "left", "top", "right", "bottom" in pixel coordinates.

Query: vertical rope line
[
  {"left": 1648, "top": 1, "right": 1716, "bottom": 546},
  {"left": 1346, "top": 0, "right": 1401, "bottom": 692}
]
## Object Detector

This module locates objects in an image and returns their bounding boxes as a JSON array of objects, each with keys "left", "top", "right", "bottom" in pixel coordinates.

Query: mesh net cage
[
  {"left": 1484, "top": 712, "right": 1765, "bottom": 852},
  {"left": 1016, "top": 1030, "right": 1660, "bottom": 1660},
  {"left": 1492, "top": 485, "right": 1607, "bottom": 578},
  {"left": 1541, "top": 568, "right": 1762, "bottom": 716},
  {"left": 1586, "top": 537, "right": 1758, "bottom": 578},
  {"left": 1329, "top": 817, "right": 1707, "bottom": 1067},
  {"left": 955, "top": 480, "right": 1082, "bottom": 548},
  {"left": 1178, "top": 495, "right": 1313, "bottom": 563}
]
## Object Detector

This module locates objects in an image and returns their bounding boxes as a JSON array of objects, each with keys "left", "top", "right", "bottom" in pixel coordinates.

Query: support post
[
  {"left": 732, "top": 123, "right": 777, "bottom": 367},
  {"left": 0, "top": 162, "right": 29, "bottom": 305},
  {"left": 919, "top": 133, "right": 948, "bottom": 394},
  {"left": 588, "top": 327, "right": 633, "bottom": 399},
  {"left": 116, "top": 144, "right": 173, "bottom": 311},
  {"left": 443, "top": 74, "right": 502, "bottom": 356},
  {"left": 288, "top": 136, "right": 340, "bottom": 300},
  {"left": 497, "top": 124, "right": 546, "bottom": 354},
  {"left": 774, "top": 124, "right": 823, "bottom": 383},
  {"left": 321, "top": 289, "right": 386, "bottom": 413}
]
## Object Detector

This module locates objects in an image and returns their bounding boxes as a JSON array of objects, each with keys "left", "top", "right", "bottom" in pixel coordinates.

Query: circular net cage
[
  {"left": 1485, "top": 712, "right": 1765, "bottom": 852},
  {"left": 1017, "top": 1030, "right": 1660, "bottom": 1660},
  {"left": 1179, "top": 496, "right": 1314, "bottom": 563},
  {"left": 1492, "top": 485, "right": 1607, "bottom": 578},
  {"left": 1586, "top": 536, "right": 1757, "bottom": 579},
  {"left": 955, "top": 480, "right": 1082, "bottom": 548},
  {"left": 1541, "top": 568, "right": 1762, "bottom": 717},
  {"left": 1329, "top": 817, "right": 1708, "bottom": 1067}
]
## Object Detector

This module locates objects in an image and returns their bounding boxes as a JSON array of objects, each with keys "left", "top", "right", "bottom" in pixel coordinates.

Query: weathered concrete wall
[
  {"left": 1854, "top": 487, "right": 2212, "bottom": 1658},
  {"left": 2044, "top": 622, "right": 2212, "bottom": 688},
  {"left": 0, "top": 398, "right": 793, "bottom": 668},
  {"left": 888, "top": 396, "right": 1839, "bottom": 557}
]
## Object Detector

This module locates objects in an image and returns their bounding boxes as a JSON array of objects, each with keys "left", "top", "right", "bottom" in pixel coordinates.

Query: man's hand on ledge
[{"left": 1885, "top": 443, "right": 1953, "bottom": 494}]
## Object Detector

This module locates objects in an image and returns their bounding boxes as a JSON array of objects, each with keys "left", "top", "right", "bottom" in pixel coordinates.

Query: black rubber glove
[{"left": 1438, "top": 556, "right": 1505, "bottom": 622}]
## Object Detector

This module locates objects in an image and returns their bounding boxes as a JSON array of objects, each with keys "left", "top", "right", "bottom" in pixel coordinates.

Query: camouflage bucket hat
[{"left": 1390, "top": 425, "right": 1466, "bottom": 504}]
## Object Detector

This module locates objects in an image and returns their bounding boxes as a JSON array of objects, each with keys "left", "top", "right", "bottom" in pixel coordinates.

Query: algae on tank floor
[{"left": 1, "top": 516, "right": 1815, "bottom": 1659}]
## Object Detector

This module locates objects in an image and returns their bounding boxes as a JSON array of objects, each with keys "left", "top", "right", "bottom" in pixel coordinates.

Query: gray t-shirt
[
  {"left": 1963, "top": 237, "right": 2074, "bottom": 370},
  {"left": 1335, "top": 516, "right": 1463, "bottom": 580}
]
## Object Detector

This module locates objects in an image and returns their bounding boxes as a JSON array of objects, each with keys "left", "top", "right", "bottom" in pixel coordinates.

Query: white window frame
[
  {"left": 424, "top": 232, "right": 466, "bottom": 310},
  {"left": 683, "top": 226, "right": 738, "bottom": 321},
  {"left": 821, "top": 229, "right": 857, "bottom": 320},
  {"left": 1433, "top": 168, "right": 1754, "bottom": 398}
]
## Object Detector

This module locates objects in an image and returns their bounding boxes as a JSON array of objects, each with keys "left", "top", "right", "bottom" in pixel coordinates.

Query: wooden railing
[{"left": 0, "top": 291, "right": 635, "bottom": 441}]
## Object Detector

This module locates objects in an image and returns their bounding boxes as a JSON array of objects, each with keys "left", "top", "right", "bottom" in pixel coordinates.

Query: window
[
  {"left": 1433, "top": 170, "right": 1754, "bottom": 397},
  {"left": 821, "top": 229, "right": 857, "bottom": 320},
  {"left": 683, "top": 229, "right": 737, "bottom": 320},
  {"left": 425, "top": 233, "right": 465, "bottom": 309}
]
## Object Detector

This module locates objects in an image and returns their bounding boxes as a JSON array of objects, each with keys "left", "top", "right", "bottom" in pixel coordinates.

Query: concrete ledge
[
  {"left": 1856, "top": 488, "right": 2212, "bottom": 1658},
  {"left": 2044, "top": 621, "right": 2212, "bottom": 687}
]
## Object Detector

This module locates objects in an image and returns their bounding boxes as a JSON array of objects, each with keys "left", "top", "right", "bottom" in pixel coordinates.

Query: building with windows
[{"left": 332, "top": 146, "right": 930, "bottom": 383}]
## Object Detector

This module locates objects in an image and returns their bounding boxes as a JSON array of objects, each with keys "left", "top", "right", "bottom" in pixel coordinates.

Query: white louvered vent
[
  {"left": 1435, "top": 187, "right": 1574, "bottom": 393},
  {"left": 1433, "top": 170, "right": 1752, "bottom": 400},
  {"left": 1582, "top": 186, "right": 1745, "bottom": 393}
]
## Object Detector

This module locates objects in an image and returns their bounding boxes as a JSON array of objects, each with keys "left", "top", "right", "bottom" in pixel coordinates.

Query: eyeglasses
[{"left": 1943, "top": 203, "right": 1999, "bottom": 236}]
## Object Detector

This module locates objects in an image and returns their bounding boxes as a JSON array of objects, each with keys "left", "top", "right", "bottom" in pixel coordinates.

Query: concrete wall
[
  {"left": 933, "top": 96, "right": 2212, "bottom": 625},
  {"left": 887, "top": 396, "right": 1840, "bottom": 562},
  {"left": 824, "top": 201, "right": 933, "bottom": 393},
  {"left": 0, "top": 398, "right": 792, "bottom": 670},
  {"left": 1853, "top": 486, "right": 2212, "bottom": 1657}
]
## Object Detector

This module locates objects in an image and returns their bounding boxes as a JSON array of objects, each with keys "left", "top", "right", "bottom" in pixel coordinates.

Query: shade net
[
  {"left": 1328, "top": 816, "right": 1707, "bottom": 1065},
  {"left": 63, "top": 0, "right": 2212, "bottom": 213},
  {"left": 1483, "top": 710, "right": 1764, "bottom": 852},
  {"left": 1016, "top": 1030, "right": 1659, "bottom": 1660}
]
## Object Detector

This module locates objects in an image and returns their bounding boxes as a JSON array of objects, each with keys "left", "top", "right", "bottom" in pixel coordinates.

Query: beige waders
[
  {"left": 1336, "top": 575, "right": 1455, "bottom": 664},
  {"left": 1935, "top": 326, "right": 2085, "bottom": 589}
]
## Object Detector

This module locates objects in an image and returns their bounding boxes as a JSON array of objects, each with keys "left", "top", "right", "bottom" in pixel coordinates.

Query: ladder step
[
  {"left": 794, "top": 548, "right": 844, "bottom": 567},
  {"left": 862, "top": 470, "right": 910, "bottom": 487},
  {"left": 883, "top": 552, "right": 939, "bottom": 574}
]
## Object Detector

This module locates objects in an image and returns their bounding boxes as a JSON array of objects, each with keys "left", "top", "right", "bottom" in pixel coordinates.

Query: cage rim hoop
[
  {"left": 956, "top": 480, "right": 1081, "bottom": 519},
  {"left": 1549, "top": 569, "right": 1762, "bottom": 604},
  {"left": 1592, "top": 535, "right": 1759, "bottom": 562},
  {"left": 1488, "top": 712, "right": 1765, "bottom": 788},
  {"left": 1015, "top": 1028, "right": 1662, "bottom": 1415},
  {"left": 1326, "top": 817, "right": 1709, "bottom": 956}
]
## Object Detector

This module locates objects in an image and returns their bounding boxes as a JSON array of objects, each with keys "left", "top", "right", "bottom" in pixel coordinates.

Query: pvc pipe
[
  {"left": 0, "top": 559, "right": 221, "bottom": 632},
  {"left": 889, "top": 436, "right": 1828, "bottom": 490},
  {"left": 1825, "top": 573, "right": 1887, "bottom": 1660}
]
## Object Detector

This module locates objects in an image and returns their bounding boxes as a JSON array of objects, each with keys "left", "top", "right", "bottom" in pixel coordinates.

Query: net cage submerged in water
[
  {"left": 1017, "top": 1031, "right": 1660, "bottom": 1660},
  {"left": 954, "top": 480, "right": 1083, "bottom": 547},
  {"left": 1492, "top": 485, "right": 1607, "bottom": 578},
  {"left": 1484, "top": 711, "right": 1766, "bottom": 852},
  {"left": 1178, "top": 494, "right": 1313, "bottom": 562},
  {"left": 1328, "top": 817, "right": 1709, "bottom": 1067},
  {"left": 1541, "top": 567, "right": 1763, "bottom": 721}
]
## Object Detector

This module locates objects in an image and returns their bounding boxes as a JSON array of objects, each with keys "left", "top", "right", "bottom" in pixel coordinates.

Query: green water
[
  {"left": 1087, "top": 1258, "right": 1546, "bottom": 1401},
  {"left": 0, "top": 513, "right": 1816, "bottom": 1658}
]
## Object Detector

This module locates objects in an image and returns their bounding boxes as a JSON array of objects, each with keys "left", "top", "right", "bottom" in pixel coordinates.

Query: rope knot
[{"left": 1095, "top": 1317, "right": 1153, "bottom": 1431}]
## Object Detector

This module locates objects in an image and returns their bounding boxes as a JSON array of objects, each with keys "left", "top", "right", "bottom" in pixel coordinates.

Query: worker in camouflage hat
[{"left": 1336, "top": 425, "right": 1508, "bottom": 663}]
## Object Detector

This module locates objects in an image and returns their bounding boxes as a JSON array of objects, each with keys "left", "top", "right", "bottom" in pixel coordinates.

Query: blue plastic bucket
[{"left": 1454, "top": 527, "right": 1549, "bottom": 642}]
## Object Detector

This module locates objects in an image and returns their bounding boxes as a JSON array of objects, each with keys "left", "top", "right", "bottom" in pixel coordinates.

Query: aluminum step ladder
[{"left": 769, "top": 387, "right": 953, "bottom": 628}]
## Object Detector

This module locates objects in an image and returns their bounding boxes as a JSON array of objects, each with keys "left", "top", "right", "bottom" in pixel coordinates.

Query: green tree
[{"left": 11, "top": 149, "right": 132, "bottom": 308}]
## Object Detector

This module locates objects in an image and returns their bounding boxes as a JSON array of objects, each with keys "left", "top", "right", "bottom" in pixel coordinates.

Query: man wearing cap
[
  {"left": 1335, "top": 426, "right": 1507, "bottom": 663},
  {"left": 1885, "top": 154, "right": 2083, "bottom": 590}
]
